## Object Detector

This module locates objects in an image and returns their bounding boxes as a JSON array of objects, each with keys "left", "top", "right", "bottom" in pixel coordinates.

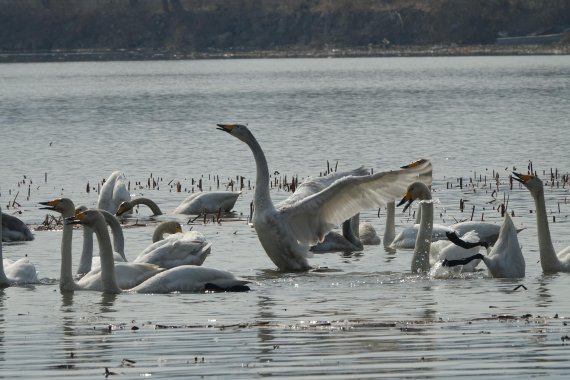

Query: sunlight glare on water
[{"left": 0, "top": 56, "right": 569, "bottom": 378}]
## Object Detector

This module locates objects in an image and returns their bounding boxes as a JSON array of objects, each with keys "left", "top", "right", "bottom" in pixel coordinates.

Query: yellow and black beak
[
  {"left": 115, "top": 202, "right": 128, "bottom": 216},
  {"left": 512, "top": 172, "right": 533, "bottom": 184},
  {"left": 397, "top": 191, "right": 414, "bottom": 213},
  {"left": 66, "top": 211, "right": 86, "bottom": 225},
  {"left": 216, "top": 124, "right": 238, "bottom": 133},
  {"left": 401, "top": 158, "right": 428, "bottom": 169},
  {"left": 39, "top": 199, "right": 60, "bottom": 211}
]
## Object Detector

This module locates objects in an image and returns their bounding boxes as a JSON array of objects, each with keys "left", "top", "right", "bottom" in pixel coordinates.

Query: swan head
[
  {"left": 512, "top": 172, "right": 543, "bottom": 193},
  {"left": 65, "top": 209, "right": 104, "bottom": 227},
  {"left": 39, "top": 198, "right": 75, "bottom": 216},
  {"left": 397, "top": 181, "right": 431, "bottom": 212},
  {"left": 217, "top": 124, "right": 252, "bottom": 143},
  {"left": 115, "top": 201, "right": 133, "bottom": 216}
]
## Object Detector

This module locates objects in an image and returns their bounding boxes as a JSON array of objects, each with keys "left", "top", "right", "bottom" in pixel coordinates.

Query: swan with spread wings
[{"left": 217, "top": 123, "right": 432, "bottom": 271}]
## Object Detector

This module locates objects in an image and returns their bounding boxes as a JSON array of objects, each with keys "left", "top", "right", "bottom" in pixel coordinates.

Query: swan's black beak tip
[{"left": 216, "top": 124, "right": 232, "bottom": 133}]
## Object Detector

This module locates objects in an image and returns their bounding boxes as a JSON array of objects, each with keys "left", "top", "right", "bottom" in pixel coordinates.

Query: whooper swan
[
  {"left": 217, "top": 123, "right": 431, "bottom": 271},
  {"left": 67, "top": 209, "right": 250, "bottom": 294}
]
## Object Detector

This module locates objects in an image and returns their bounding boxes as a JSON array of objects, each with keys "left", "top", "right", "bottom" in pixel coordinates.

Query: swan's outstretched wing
[
  {"left": 277, "top": 167, "right": 369, "bottom": 209},
  {"left": 281, "top": 160, "right": 432, "bottom": 246}
]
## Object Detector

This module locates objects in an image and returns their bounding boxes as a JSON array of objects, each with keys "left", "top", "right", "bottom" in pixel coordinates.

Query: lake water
[{"left": 1, "top": 55, "right": 570, "bottom": 378}]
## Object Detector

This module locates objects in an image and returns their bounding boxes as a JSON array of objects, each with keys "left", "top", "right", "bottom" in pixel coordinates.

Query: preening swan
[
  {"left": 0, "top": 206, "right": 39, "bottom": 286},
  {"left": 443, "top": 213, "right": 525, "bottom": 278},
  {"left": 116, "top": 192, "right": 242, "bottom": 217},
  {"left": 217, "top": 123, "right": 432, "bottom": 271},
  {"left": 40, "top": 198, "right": 164, "bottom": 291},
  {"left": 513, "top": 172, "right": 570, "bottom": 273},
  {"left": 67, "top": 209, "right": 250, "bottom": 294},
  {"left": 2, "top": 212, "right": 34, "bottom": 242},
  {"left": 97, "top": 171, "right": 131, "bottom": 214}
]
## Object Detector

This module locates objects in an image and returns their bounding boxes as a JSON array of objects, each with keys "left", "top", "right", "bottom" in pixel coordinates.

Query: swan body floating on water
[
  {"left": 40, "top": 198, "right": 164, "bottom": 291},
  {"left": 2, "top": 212, "right": 34, "bottom": 242},
  {"left": 67, "top": 209, "right": 250, "bottom": 294},
  {"left": 0, "top": 207, "right": 39, "bottom": 285},
  {"left": 443, "top": 213, "right": 525, "bottom": 278},
  {"left": 81, "top": 211, "right": 209, "bottom": 270},
  {"left": 513, "top": 172, "right": 570, "bottom": 273},
  {"left": 217, "top": 123, "right": 432, "bottom": 271},
  {"left": 97, "top": 171, "right": 131, "bottom": 215},
  {"left": 133, "top": 228, "right": 211, "bottom": 268},
  {"left": 116, "top": 192, "right": 242, "bottom": 217}
]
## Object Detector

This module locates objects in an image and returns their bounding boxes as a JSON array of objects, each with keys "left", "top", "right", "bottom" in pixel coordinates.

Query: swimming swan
[
  {"left": 217, "top": 123, "right": 432, "bottom": 271},
  {"left": 442, "top": 213, "right": 525, "bottom": 278},
  {"left": 67, "top": 209, "right": 250, "bottom": 294},
  {"left": 0, "top": 206, "right": 39, "bottom": 286},
  {"left": 513, "top": 172, "right": 570, "bottom": 273},
  {"left": 40, "top": 198, "right": 164, "bottom": 292},
  {"left": 76, "top": 207, "right": 127, "bottom": 275},
  {"left": 97, "top": 171, "right": 131, "bottom": 215},
  {"left": 116, "top": 192, "right": 242, "bottom": 216},
  {"left": 81, "top": 213, "right": 208, "bottom": 270},
  {"left": 397, "top": 181, "right": 489, "bottom": 274},
  {"left": 2, "top": 212, "right": 34, "bottom": 242}
]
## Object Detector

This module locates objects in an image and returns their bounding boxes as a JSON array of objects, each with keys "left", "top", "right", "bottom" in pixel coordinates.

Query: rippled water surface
[{"left": 1, "top": 56, "right": 570, "bottom": 378}]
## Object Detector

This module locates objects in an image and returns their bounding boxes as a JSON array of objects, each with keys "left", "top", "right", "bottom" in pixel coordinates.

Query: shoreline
[{"left": 1, "top": 44, "right": 569, "bottom": 63}]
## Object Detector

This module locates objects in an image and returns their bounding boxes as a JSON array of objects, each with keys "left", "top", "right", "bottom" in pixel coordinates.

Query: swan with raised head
[
  {"left": 2, "top": 212, "right": 34, "bottom": 242},
  {"left": 0, "top": 206, "right": 39, "bottom": 286},
  {"left": 75, "top": 206, "right": 127, "bottom": 275},
  {"left": 116, "top": 191, "right": 242, "bottom": 217},
  {"left": 40, "top": 198, "right": 164, "bottom": 291},
  {"left": 67, "top": 209, "right": 250, "bottom": 294},
  {"left": 442, "top": 213, "right": 525, "bottom": 278},
  {"left": 217, "top": 123, "right": 431, "bottom": 271},
  {"left": 97, "top": 171, "right": 131, "bottom": 214},
  {"left": 513, "top": 172, "right": 570, "bottom": 273},
  {"left": 397, "top": 181, "right": 490, "bottom": 274}
]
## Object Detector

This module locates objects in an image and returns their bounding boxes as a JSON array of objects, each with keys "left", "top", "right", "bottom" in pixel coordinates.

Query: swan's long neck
[
  {"left": 0, "top": 208, "right": 9, "bottom": 286},
  {"left": 246, "top": 134, "right": 274, "bottom": 213},
  {"left": 343, "top": 214, "right": 362, "bottom": 248},
  {"left": 133, "top": 198, "right": 163, "bottom": 216},
  {"left": 152, "top": 223, "right": 169, "bottom": 243},
  {"left": 412, "top": 200, "right": 433, "bottom": 273},
  {"left": 383, "top": 201, "right": 396, "bottom": 247},
  {"left": 100, "top": 210, "right": 126, "bottom": 260},
  {"left": 91, "top": 216, "right": 121, "bottom": 294},
  {"left": 60, "top": 209, "right": 77, "bottom": 291},
  {"left": 76, "top": 226, "right": 94, "bottom": 275},
  {"left": 532, "top": 188, "right": 560, "bottom": 271}
]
